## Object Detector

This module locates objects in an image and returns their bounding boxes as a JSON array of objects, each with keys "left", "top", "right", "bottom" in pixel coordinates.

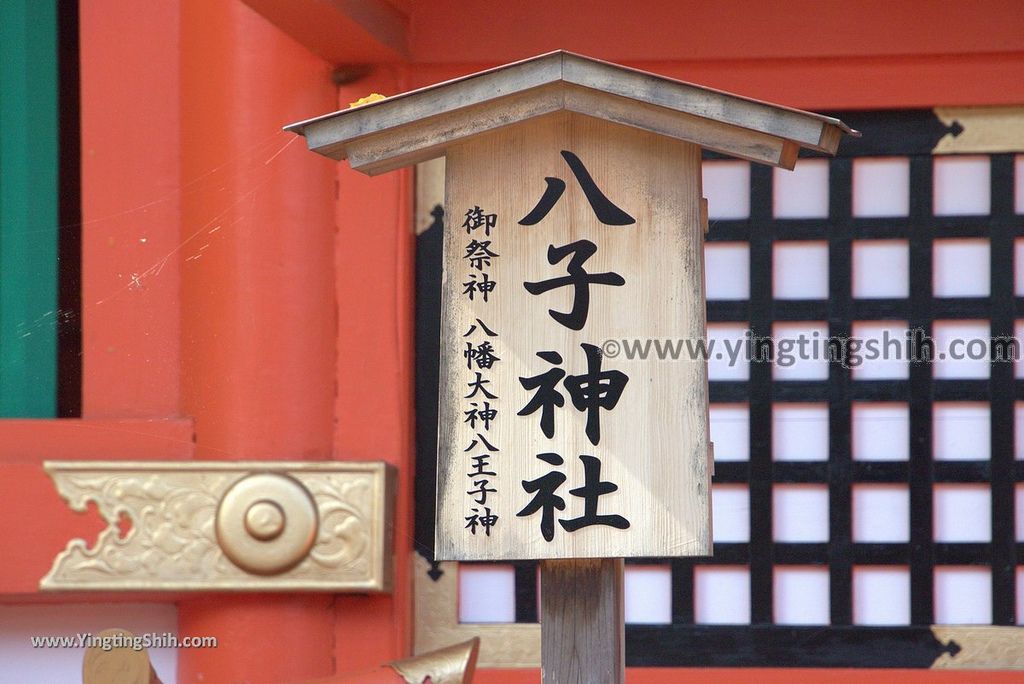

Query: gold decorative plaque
[
  {"left": 932, "top": 105, "right": 1024, "bottom": 154},
  {"left": 40, "top": 461, "right": 395, "bottom": 592}
]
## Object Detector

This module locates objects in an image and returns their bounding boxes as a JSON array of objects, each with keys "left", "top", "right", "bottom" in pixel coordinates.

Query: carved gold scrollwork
[{"left": 40, "top": 461, "right": 394, "bottom": 592}]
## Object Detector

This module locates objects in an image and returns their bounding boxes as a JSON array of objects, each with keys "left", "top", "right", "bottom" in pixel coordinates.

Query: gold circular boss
[{"left": 216, "top": 473, "right": 318, "bottom": 575}]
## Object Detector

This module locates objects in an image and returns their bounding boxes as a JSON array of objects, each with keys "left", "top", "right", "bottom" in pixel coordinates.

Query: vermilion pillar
[
  {"left": 329, "top": 69, "right": 416, "bottom": 671},
  {"left": 176, "top": 0, "right": 337, "bottom": 681}
]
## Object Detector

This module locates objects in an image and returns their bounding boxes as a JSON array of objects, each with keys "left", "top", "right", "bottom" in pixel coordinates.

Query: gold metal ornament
[
  {"left": 41, "top": 461, "right": 395, "bottom": 592},
  {"left": 932, "top": 106, "right": 1024, "bottom": 154},
  {"left": 293, "top": 638, "right": 480, "bottom": 683},
  {"left": 82, "top": 628, "right": 162, "bottom": 684},
  {"left": 215, "top": 473, "right": 318, "bottom": 575},
  {"left": 390, "top": 637, "right": 479, "bottom": 684},
  {"left": 931, "top": 626, "right": 1024, "bottom": 669}
]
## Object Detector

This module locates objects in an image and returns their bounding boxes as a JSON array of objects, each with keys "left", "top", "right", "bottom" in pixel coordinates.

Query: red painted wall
[{"left": 2, "top": 1, "right": 1020, "bottom": 682}]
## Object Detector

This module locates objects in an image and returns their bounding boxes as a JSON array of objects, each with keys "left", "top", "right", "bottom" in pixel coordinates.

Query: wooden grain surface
[
  {"left": 435, "top": 112, "right": 711, "bottom": 561},
  {"left": 540, "top": 558, "right": 624, "bottom": 684}
]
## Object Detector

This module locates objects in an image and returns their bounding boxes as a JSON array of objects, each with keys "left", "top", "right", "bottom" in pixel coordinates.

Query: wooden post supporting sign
[
  {"left": 541, "top": 559, "right": 624, "bottom": 684},
  {"left": 287, "top": 51, "right": 855, "bottom": 683}
]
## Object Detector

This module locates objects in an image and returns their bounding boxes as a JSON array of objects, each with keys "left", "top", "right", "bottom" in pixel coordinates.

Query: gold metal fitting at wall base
[
  {"left": 390, "top": 637, "right": 480, "bottom": 684},
  {"left": 293, "top": 638, "right": 481, "bottom": 683},
  {"left": 40, "top": 461, "right": 395, "bottom": 592}
]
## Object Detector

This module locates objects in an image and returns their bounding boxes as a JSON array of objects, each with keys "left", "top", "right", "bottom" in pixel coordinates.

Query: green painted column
[{"left": 0, "top": 0, "right": 59, "bottom": 416}]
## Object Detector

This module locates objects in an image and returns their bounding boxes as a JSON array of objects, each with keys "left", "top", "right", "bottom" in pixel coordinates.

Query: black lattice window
[{"left": 414, "top": 109, "right": 1024, "bottom": 667}]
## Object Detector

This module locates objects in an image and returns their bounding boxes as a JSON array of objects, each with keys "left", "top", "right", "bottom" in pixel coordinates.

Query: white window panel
[
  {"left": 458, "top": 564, "right": 515, "bottom": 623},
  {"left": 705, "top": 242, "right": 750, "bottom": 300},
  {"left": 852, "top": 402, "right": 909, "bottom": 462},
  {"left": 694, "top": 566, "right": 750, "bottom": 625},
  {"left": 850, "top": 320, "right": 909, "bottom": 380},
  {"left": 773, "top": 241, "right": 828, "bottom": 300},
  {"left": 852, "top": 240, "right": 909, "bottom": 299},
  {"left": 710, "top": 403, "right": 749, "bottom": 462},
  {"left": 1017, "top": 320, "right": 1024, "bottom": 380},
  {"left": 1016, "top": 155, "right": 1024, "bottom": 214},
  {"left": 852, "top": 485, "right": 910, "bottom": 543},
  {"left": 934, "top": 485, "right": 991, "bottom": 543},
  {"left": 932, "top": 320, "right": 991, "bottom": 380},
  {"left": 933, "top": 155, "right": 991, "bottom": 216},
  {"left": 1017, "top": 485, "right": 1024, "bottom": 542},
  {"left": 853, "top": 566, "right": 911, "bottom": 626},
  {"left": 933, "top": 403, "right": 991, "bottom": 461},
  {"left": 933, "top": 239, "right": 990, "bottom": 297},
  {"left": 1018, "top": 567, "right": 1024, "bottom": 624},
  {"left": 702, "top": 160, "right": 750, "bottom": 220},
  {"left": 624, "top": 565, "right": 672, "bottom": 624},
  {"left": 773, "top": 158, "right": 829, "bottom": 218},
  {"left": 1018, "top": 403, "right": 1024, "bottom": 460},
  {"left": 774, "top": 566, "right": 829, "bottom": 625},
  {"left": 773, "top": 485, "right": 829, "bottom": 542},
  {"left": 772, "top": 403, "right": 828, "bottom": 462},
  {"left": 1016, "top": 239, "right": 1024, "bottom": 296},
  {"left": 772, "top": 321, "right": 829, "bottom": 381},
  {"left": 935, "top": 567, "right": 992, "bottom": 625},
  {"left": 852, "top": 157, "right": 910, "bottom": 217},
  {"left": 712, "top": 485, "right": 750, "bottom": 543},
  {"left": 707, "top": 323, "right": 750, "bottom": 381}
]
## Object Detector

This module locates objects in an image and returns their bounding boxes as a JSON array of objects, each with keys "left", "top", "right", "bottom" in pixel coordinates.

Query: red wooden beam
[
  {"left": 241, "top": 0, "right": 408, "bottom": 64},
  {"left": 0, "top": 418, "right": 194, "bottom": 596},
  {"left": 407, "top": 0, "right": 1024, "bottom": 64}
]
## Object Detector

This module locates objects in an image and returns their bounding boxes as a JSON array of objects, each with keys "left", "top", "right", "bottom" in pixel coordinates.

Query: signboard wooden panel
[{"left": 435, "top": 111, "right": 711, "bottom": 561}]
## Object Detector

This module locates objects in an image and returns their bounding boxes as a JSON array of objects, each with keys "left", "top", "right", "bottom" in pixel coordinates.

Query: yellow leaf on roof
[{"left": 348, "top": 93, "right": 387, "bottom": 108}]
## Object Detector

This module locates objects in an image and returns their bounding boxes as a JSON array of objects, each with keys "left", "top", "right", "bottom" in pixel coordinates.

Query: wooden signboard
[
  {"left": 288, "top": 51, "right": 854, "bottom": 683},
  {"left": 436, "top": 112, "right": 710, "bottom": 561},
  {"left": 286, "top": 50, "right": 855, "bottom": 564}
]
